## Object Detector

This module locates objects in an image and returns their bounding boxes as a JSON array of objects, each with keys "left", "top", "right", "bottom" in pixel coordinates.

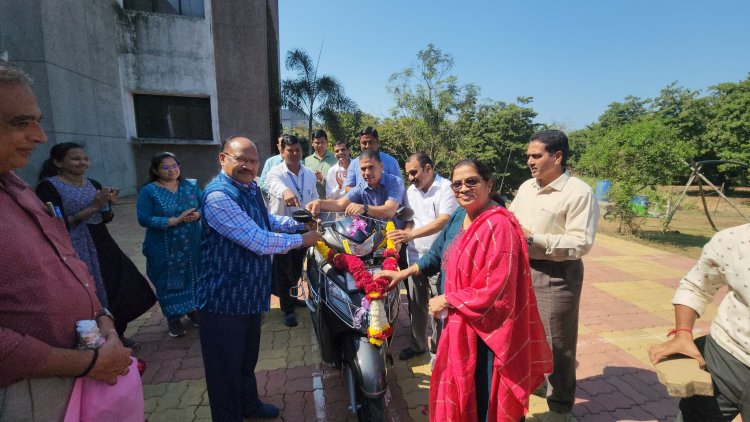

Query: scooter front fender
[{"left": 345, "top": 336, "right": 387, "bottom": 398}]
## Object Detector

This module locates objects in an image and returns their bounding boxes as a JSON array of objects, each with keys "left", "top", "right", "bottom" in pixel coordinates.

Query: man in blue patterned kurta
[{"left": 196, "top": 136, "right": 321, "bottom": 421}]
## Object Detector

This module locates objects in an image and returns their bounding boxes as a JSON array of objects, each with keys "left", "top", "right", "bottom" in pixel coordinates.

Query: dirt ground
[{"left": 598, "top": 186, "right": 750, "bottom": 259}]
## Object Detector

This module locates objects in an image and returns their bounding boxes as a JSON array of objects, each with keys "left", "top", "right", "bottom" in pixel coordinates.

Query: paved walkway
[{"left": 110, "top": 199, "right": 719, "bottom": 422}]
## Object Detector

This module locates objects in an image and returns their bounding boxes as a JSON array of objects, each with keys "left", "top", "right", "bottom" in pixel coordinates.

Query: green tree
[
  {"left": 597, "top": 95, "right": 650, "bottom": 129},
  {"left": 281, "top": 48, "right": 358, "bottom": 140},
  {"left": 703, "top": 74, "right": 750, "bottom": 184},
  {"left": 457, "top": 98, "right": 539, "bottom": 194},
  {"left": 387, "top": 44, "right": 479, "bottom": 161},
  {"left": 577, "top": 118, "right": 694, "bottom": 233}
]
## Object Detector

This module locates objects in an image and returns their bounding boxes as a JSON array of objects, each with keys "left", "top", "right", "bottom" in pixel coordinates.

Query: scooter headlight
[{"left": 326, "top": 277, "right": 353, "bottom": 319}]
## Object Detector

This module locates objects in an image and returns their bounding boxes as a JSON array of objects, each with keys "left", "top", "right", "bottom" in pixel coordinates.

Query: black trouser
[
  {"left": 272, "top": 248, "right": 305, "bottom": 314},
  {"left": 198, "top": 310, "right": 263, "bottom": 422},
  {"left": 677, "top": 335, "right": 750, "bottom": 422}
]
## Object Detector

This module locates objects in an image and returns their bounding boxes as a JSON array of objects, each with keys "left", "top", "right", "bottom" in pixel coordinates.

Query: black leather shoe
[
  {"left": 244, "top": 401, "right": 280, "bottom": 419},
  {"left": 283, "top": 312, "right": 298, "bottom": 327},
  {"left": 399, "top": 347, "right": 426, "bottom": 361}
]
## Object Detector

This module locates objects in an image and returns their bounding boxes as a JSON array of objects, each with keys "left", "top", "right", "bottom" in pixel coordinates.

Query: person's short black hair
[
  {"left": 280, "top": 133, "right": 300, "bottom": 149},
  {"left": 148, "top": 152, "right": 183, "bottom": 183},
  {"left": 332, "top": 139, "right": 348, "bottom": 148},
  {"left": 407, "top": 152, "right": 433, "bottom": 168},
  {"left": 358, "top": 126, "right": 379, "bottom": 139},
  {"left": 38, "top": 142, "right": 84, "bottom": 181},
  {"left": 312, "top": 129, "right": 328, "bottom": 140},
  {"left": 359, "top": 149, "right": 381, "bottom": 163},
  {"left": 529, "top": 129, "right": 569, "bottom": 167}
]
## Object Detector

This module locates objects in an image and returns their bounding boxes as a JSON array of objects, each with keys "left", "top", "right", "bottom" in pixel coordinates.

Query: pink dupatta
[{"left": 430, "top": 206, "right": 552, "bottom": 422}]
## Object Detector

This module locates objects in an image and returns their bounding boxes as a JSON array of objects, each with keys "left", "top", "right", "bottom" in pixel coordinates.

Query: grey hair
[{"left": 0, "top": 62, "right": 32, "bottom": 86}]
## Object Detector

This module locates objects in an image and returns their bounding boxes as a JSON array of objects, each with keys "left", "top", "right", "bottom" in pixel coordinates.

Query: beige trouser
[{"left": 0, "top": 377, "right": 74, "bottom": 422}]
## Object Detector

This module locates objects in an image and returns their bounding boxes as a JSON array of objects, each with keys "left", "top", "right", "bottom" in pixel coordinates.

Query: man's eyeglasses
[
  {"left": 161, "top": 164, "right": 180, "bottom": 171},
  {"left": 450, "top": 177, "right": 482, "bottom": 192},
  {"left": 222, "top": 152, "right": 258, "bottom": 166}
]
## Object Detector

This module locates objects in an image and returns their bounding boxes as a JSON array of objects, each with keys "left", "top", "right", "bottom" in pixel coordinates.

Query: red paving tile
[
  {"left": 579, "top": 286, "right": 672, "bottom": 332},
  {"left": 111, "top": 203, "right": 700, "bottom": 421}
]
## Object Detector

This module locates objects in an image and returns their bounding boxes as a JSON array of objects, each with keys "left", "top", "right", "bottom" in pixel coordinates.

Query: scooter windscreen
[{"left": 326, "top": 216, "right": 378, "bottom": 257}]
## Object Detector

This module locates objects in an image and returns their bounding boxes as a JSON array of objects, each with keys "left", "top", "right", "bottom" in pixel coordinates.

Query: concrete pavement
[{"left": 109, "top": 199, "right": 721, "bottom": 422}]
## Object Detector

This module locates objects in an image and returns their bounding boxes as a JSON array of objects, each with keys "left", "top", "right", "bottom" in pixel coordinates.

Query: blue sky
[{"left": 279, "top": 1, "right": 750, "bottom": 130}]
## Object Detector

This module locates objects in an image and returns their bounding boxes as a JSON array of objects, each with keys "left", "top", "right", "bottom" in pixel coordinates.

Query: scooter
[{"left": 291, "top": 208, "right": 413, "bottom": 422}]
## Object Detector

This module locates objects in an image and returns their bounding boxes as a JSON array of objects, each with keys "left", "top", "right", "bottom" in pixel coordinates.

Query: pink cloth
[
  {"left": 430, "top": 206, "right": 552, "bottom": 422},
  {"left": 64, "top": 357, "right": 144, "bottom": 422}
]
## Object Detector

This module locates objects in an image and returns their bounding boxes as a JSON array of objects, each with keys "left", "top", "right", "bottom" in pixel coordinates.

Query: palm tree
[{"left": 281, "top": 48, "right": 358, "bottom": 141}]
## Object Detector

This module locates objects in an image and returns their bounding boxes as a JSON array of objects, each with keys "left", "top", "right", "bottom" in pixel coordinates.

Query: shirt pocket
[{"left": 532, "top": 208, "right": 559, "bottom": 234}]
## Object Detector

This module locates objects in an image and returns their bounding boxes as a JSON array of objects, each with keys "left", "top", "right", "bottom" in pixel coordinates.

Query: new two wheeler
[{"left": 291, "top": 208, "right": 413, "bottom": 422}]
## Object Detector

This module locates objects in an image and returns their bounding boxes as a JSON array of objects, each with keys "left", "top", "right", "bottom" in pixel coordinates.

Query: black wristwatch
[
  {"left": 526, "top": 234, "right": 534, "bottom": 247},
  {"left": 362, "top": 203, "right": 369, "bottom": 216},
  {"left": 97, "top": 307, "right": 115, "bottom": 322}
]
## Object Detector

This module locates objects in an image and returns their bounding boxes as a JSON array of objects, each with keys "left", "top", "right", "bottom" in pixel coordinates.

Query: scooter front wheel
[{"left": 356, "top": 390, "right": 385, "bottom": 422}]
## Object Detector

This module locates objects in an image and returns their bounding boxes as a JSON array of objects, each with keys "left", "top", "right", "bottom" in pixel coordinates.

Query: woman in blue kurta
[{"left": 137, "top": 152, "right": 202, "bottom": 338}]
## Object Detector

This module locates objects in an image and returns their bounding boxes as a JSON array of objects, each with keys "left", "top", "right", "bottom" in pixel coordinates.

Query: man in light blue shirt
[
  {"left": 258, "top": 135, "right": 283, "bottom": 198},
  {"left": 345, "top": 126, "right": 402, "bottom": 190},
  {"left": 307, "top": 149, "right": 404, "bottom": 222}
]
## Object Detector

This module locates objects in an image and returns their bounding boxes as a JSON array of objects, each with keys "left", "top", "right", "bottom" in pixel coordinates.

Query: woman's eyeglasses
[
  {"left": 450, "top": 177, "right": 482, "bottom": 192},
  {"left": 161, "top": 164, "right": 180, "bottom": 171}
]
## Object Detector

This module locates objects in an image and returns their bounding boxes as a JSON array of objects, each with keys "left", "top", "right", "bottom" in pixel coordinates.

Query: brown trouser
[{"left": 530, "top": 258, "right": 584, "bottom": 414}]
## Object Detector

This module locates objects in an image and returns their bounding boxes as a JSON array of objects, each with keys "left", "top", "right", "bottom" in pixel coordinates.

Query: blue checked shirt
[{"left": 203, "top": 175, "right": 304, "bottom": 255}]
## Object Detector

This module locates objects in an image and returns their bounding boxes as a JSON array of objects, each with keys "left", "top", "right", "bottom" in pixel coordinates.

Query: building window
[
  {"left": 134, "top": 94, "right": 213, "bottom": 141},
  {"left": 124, "top": 0, "right": 205, "bottom": 18}
]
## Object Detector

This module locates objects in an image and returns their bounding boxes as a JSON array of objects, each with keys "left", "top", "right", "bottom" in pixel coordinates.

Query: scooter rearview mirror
[
  {"left": 292, "top": 209, "right": 314, "bottom": 223},
  {"left": 395, "top": 207, "right": 414, "bottom": 222}
]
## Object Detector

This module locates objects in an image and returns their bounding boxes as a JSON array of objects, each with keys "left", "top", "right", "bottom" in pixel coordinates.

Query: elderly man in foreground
[{"left": 0, "top": 62, "right": 132, "bottom": 419}]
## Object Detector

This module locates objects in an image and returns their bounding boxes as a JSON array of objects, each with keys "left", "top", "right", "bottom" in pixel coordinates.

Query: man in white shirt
[
  {"left": 650, "top": 224, "right": 750, "bottom": 422},
  {"left": 266, "top": 134, "right": 319, "bottom": 327},
  {"left": 387, "top": 153, "right": 457, "bottom": 361},
  {"left": 508, "top": 130, "right": 599, "bottom": 422},
  {"left": 325, "top": 140, "right": 350, "bottom": 200}
]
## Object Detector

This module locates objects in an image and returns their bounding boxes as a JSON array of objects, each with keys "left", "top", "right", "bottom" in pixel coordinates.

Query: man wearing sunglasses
[
  {"left": 386, "top": 153, "right": 457, "bottom": 362},
  {"left": 508, "top": 129, "right": 600, "bottom": 422},
  {"left": 344, "top": 126, "right": 402, "bottom": 192}
]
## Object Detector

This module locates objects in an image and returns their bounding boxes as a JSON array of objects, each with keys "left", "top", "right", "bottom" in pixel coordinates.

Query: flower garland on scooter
[{"left": 314, "top": 220, "right": 399, "bottom": 346}]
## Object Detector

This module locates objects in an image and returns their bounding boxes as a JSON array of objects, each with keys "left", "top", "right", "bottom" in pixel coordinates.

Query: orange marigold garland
[{"left": 315, "top": 220, "right": 399, "bottom": 346}]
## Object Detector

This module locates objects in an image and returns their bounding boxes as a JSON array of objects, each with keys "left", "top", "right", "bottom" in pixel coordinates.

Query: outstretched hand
[
  {"left": 377, "top": 269, "right": 405, "bottom": 291},
  {"left": 648, "top": 333, "right": 705, "bottom": 368},
  {"left": 306, "top": 200, "right": 321, "bottom": 217}
]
